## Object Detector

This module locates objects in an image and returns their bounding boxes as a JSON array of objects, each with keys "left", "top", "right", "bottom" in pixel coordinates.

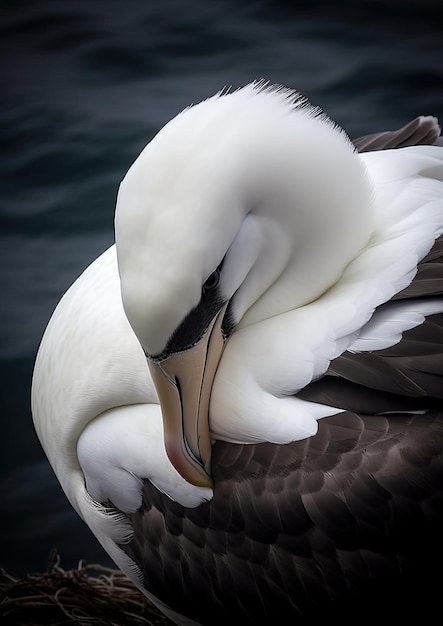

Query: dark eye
[{"left": 203, "top": 268, "right": 220, "bottom": 293}]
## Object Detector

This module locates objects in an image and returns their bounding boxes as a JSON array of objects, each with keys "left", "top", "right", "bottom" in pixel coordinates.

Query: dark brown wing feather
[
  {"left": 353, "top": 115, "right": 441, "bottom": 152},
  {"left": 122, "top": 411, "right": 443, "bottom": 624},
  {"left": 117, "top": 126, "right": 443, "bottom": 624},
  {"left": 301, "top": 235, "right": 443, "bottom": 408}
]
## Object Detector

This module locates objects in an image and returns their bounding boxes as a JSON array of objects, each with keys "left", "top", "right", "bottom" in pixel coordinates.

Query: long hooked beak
[{"left": 148, "top": 303, "right": 228, "bottom": 488}]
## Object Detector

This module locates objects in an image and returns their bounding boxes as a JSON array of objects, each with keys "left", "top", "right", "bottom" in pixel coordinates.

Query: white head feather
[{"left": 115, "top": 83, "right": 374, "bottom": 356}]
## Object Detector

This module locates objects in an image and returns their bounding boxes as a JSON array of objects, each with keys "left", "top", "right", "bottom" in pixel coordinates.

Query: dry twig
[{"left": 0, "top": 550, "right": 174, "bottom": 626}]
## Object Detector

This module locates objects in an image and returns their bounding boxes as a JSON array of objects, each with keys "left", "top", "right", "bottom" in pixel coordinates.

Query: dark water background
[{"left": 1, "top": 0, "right": 443, "bottom": 575}]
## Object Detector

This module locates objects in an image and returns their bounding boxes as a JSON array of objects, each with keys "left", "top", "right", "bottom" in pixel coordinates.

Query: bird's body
[{"left": 32, "top": 83, "right": 443, "bottom": 624}]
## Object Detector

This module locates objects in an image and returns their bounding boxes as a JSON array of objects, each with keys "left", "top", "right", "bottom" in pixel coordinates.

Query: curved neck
[{"left": 218, "top": 125, "right": 375, "bottom": 328}]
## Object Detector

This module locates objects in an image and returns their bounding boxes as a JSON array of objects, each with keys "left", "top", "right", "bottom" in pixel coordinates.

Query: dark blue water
[{"left": 1, "top": 0, "right": 443, "bottom": 575}]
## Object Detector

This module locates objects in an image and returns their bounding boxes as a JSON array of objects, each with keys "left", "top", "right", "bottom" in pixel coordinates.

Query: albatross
[{"left": 31, "top": 82, "right": 443, "bottom": 624}]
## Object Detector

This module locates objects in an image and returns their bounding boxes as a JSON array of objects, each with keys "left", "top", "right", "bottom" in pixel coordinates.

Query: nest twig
[{"left": 0, "top": 550, "right": 174, "bottom": 625}]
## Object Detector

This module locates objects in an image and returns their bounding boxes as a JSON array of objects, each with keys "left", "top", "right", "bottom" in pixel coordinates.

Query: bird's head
[{"left": 115, "top": 82, "right": 374, "bottom": 488}]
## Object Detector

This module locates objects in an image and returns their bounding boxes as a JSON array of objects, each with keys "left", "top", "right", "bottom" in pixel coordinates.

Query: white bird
[{"left": 32, "top": 82, "right": 443, "bottom": 625}]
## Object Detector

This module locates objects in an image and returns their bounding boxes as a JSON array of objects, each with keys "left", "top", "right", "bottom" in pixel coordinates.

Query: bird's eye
[{"left": 203, "top": 269, "right": 220, "bottom": 293}]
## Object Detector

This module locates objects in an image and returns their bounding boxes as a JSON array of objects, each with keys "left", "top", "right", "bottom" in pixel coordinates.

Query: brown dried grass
[{"left": 0, "top": 550, "right": 174, "bottom": 626}]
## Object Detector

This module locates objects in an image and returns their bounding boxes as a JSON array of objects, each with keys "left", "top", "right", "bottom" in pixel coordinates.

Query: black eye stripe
[
  {"left": 148, "top": 259, "right": 228, "bottom": 361},
  {"left": 151, "top": 288, "right": 225, "bottom": 360}
]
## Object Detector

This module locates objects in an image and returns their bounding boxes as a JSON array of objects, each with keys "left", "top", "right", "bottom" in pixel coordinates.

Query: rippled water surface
[{"left": 1, "top": 0, "right": 443, "bottom": 573}]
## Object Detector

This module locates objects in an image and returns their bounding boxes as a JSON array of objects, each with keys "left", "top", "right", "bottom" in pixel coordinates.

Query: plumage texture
[
  {"left": 122, "top": 410, "right": 443, "bottom": 623},
  {"left": 31, "top": 84, "right": 443, "bottom": 625}
]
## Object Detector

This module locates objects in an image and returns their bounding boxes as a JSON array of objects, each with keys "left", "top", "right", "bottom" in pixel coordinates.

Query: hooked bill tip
[{"left": 166, "top": 440, "right": 214, "bottom": 489}]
